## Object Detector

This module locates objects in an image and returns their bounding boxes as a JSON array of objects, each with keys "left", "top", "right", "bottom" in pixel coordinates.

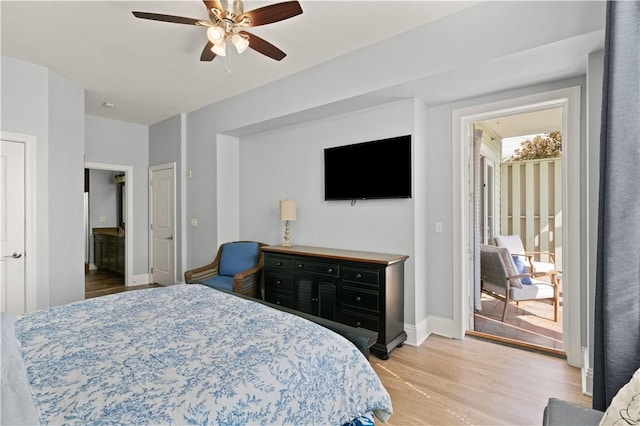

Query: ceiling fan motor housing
[{"left": 219, "top": 0, "right": 244, "bottom": 19}]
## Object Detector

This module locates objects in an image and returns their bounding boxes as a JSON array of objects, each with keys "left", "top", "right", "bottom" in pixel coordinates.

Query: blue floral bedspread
[{"left": 13, "top": 284, "right": 392, "bottom": 425}]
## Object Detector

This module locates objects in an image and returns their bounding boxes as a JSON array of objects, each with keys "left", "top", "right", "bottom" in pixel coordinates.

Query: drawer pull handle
[
  {"left": 327, "top": 268, "right": 333, "bottom": 273},
  {"left": 275, "top": 280, "right": 281, "bottom": 285},
  {"left": 356, "top": 321, "right": 362, "bottom": 327},
  {"left": 312, "top": 297, "right": 319, "bottom": 302},
  {"left": 297, "top": 264, "right": 304, "bottom": 268},
  {"left": 276, "top": 261, "right": 282, "bottom": 266},
  {"left": 275, "top": 300, "right": 281, "bottom": 305},
  {"left": 356, "top": 273, "right": 362, "bottom": 279},
  {"left": 355, "top": 296, "right": 362, "bottom": 302}
]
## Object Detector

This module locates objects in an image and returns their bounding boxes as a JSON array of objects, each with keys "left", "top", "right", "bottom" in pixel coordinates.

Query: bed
[{"left": 1, "top": 284, "right": 392, "bottom": 425}]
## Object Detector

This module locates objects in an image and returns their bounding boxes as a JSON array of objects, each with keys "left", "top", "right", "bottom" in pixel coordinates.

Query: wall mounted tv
[{"left": 324, "top": 135, "right": 412, "bottom": 201}]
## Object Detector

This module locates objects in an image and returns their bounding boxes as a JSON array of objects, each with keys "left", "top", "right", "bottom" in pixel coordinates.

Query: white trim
[
  {"left": 452, "top": 86, "right": 582, "bottom": 367},
  {"left": 180, "top": 113, "right": 187, "bottom": 282},
  {"left": 1, "top": 131, "right": 37, "bottom": 313},
  {"left": 85, "top": 161, "right": 134, "bottom": 287},
  {"left": 132, "top": 273, "right": 152, "bottom": 286},
  {"left": 149, "top": 162, "right": 177, "bottom": 285}
]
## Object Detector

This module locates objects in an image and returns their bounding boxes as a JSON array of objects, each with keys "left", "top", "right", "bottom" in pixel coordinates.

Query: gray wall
[
  {"left": 178, "top": 1, "right": 606, "bottom": 342},
  {"left": 1, "top": 0, "right": 606, "bottom": 353},
  {"left": 85, "top": 114, "right": 149, "bottom": 276},
  {"left": 1, "top": 56, "right": 85, "bottom": 308}
]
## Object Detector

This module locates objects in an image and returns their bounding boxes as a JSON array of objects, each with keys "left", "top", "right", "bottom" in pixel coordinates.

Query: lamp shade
[{"left": 280, "top": 199, "right": 296, "bottom": 221}]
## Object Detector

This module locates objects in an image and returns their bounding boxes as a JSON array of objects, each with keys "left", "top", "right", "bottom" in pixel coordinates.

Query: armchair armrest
[
  {"left": 232, "top": 251, "right": 265, "bottom": 298},
  {"left": 531, "top": 270, "right": 561, "bottom": 280},
  {"left": 185, "top": 263, "right": 219, "bottom": 283}
]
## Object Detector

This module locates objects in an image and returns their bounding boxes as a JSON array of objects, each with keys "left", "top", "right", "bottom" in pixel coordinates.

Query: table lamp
[{"left": 279, "top": 199, "right": 296, "bottom": 247}]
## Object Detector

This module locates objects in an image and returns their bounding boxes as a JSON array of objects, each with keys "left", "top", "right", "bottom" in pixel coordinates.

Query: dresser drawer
[
  {"left": 341, "top": 286, "right": 379, "bottom": 313},
  {"left": 265, "top": 256, "right": 293, "bottom": 271},
  {"left": 264, "top": 291, "right": 294, "bottom": 309},
  {"left": 264, "top": 273, "right": 293, "bottom": 292},
  {"left": 342, "top": 267, "right": 379, "bottom": 287},
  {"left": 340, "top": 309, "right": 379, "bottom": 333},
  {"left": 293, "top": 259, "right": 339, "bottom": 277}
]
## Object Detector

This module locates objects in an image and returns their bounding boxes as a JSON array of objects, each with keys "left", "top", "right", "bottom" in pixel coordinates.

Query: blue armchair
[{"left": 184, "top": 241, "right": 267, "bottom": 298}]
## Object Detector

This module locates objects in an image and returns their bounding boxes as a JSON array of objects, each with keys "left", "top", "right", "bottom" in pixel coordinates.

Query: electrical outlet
[
  {"left": 191, "top": 218, "right": 198, "bottom": 227},
  {"left": 435, "top": 222, "right": 443, "bottom": 233},
  {"left": 99, "top": 216, "right": 107, "bottom": 222}
]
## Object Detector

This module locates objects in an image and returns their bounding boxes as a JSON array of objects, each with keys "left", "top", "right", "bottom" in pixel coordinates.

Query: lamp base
[{"left": 282, "top": 220, "right": 293, "bottom": 247}]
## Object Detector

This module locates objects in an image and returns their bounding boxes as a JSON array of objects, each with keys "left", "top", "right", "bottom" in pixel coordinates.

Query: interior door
[
  {"left": 150, "top": 165, "right": 175, "bottom": 285},
  {"left": 1, "top": 140, "right": 26, "bottom": 314}
]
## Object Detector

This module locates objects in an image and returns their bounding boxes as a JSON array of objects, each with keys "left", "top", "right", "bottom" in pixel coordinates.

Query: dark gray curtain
[{"left": 593, "top": 0, "right": 640, "bottom": 412}]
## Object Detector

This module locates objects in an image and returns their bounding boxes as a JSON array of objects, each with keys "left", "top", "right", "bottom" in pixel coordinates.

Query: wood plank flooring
[
  {"left": 475, "top": 291, "right": 564, "bottom": 353},
  {"left": 85, "top": 269, "right": 590, "bottom": 425},
  {"left": 372, "top": 335, "right": 591, "bottom": 425},
  {"left": 85, "top": 269, "right": 161, "bottom": 298}
]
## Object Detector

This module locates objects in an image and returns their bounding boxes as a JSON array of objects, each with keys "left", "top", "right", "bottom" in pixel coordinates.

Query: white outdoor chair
[
  {"left": 480, "top": 244, "right": 560, "bottom": 322},
  {"left": 494, "top": 234, "right": 556, "bottom": 274}
]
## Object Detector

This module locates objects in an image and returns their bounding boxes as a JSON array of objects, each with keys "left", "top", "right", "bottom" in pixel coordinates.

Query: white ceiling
[
  {"left": 480, "top": 109, "right": 563, "bottom": 139},
  {"left": 1, "top": 0, "right": 479, "bottom": 126}
]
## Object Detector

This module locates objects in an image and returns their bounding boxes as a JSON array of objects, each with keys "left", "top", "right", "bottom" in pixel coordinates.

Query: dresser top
[{"left": 261, "top": 245, "right": 408, "bottom": 265}]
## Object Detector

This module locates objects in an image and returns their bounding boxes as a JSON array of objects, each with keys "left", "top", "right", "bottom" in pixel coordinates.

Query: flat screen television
[{"left": 324, "top": 135, "right": 412, "bottom": 201}]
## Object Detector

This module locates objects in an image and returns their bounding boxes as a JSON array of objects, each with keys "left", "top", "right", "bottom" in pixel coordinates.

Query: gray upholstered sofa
[{"left": 542, "top": 398, "right": 604, "bottom": 425}]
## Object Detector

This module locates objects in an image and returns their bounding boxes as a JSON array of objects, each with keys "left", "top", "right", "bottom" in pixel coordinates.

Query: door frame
[
  {"left": 149, "top": 162, "right": 177, "bottom": 285},
  {"left": 85, "top": 161, "right": 134, "bottom": 286},
  {"left": 452, "top": 86, "right": 582, "bottom": 367},
  {"left": 1, "top": 131, "right": 37, "bottom": 312}
]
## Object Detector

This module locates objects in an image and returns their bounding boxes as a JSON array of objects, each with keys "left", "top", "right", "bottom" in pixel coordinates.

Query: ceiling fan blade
[
  {"left": 200, "top": 41, "right": 217, "bottom": 61},
  {"left": 132, "top": 11, "right": 203, "bottom": 26},
  {"left": 240, "top": 31, "right": 286, "bottom": 61},
  {"left": 238, "top": 1, "right": 302, "bottom": 27}
]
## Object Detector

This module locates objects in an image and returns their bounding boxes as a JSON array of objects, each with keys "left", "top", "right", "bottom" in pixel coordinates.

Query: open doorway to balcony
[{"left": 471, "top": 109, "right": 564, "bottom": 355}]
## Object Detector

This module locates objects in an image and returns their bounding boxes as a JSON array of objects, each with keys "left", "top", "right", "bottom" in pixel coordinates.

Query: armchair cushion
[
  {"left": 201, "top": 275, "right": 234, "bottom": 292},
  {"left": 495, "top": 235, "right": 526, "bottom": 254},
  {"left": 511, "top": 281, "right": 555, "bottom": 300},
  {"left": 512, "top": 255, "right": 532, "bottom": 285},
  {"left": 219, "top": 242, "right": 260, "bottom": 277}
]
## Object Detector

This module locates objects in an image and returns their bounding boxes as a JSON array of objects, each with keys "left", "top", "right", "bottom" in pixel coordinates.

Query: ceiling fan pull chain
[{"left": 224, "top": 41, "right": 232, "bottom": 76}]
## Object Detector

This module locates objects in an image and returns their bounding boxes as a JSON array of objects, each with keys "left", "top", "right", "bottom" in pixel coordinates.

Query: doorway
[
  {"left": 451, "top": 86, "right": 582, "bottom": 367},
  {"left": 472, "top": 110, "right": 564, "bottom": 355},
  {"left": 84, "top": 162, "right": 134, "bottom": 289}
]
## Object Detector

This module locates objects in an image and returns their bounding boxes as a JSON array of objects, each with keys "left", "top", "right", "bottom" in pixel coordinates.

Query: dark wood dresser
[
  {"left": 261, "top": 245, "right": 408, "bottom": 359},
  {"left": 93, "top": 228, "right": 125, "bottom": 275}
]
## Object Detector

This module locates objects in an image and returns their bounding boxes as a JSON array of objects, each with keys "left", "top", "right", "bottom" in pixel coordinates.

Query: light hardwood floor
[{"left": 372, "top": 336, "right": 591, "bottom": 425}]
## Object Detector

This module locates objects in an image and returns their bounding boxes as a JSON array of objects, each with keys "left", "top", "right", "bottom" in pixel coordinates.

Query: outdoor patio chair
[
  {"left": 480, "top": 244, "right": 560, "bottom": 322},
  {"left": 494, "top": 234, "right": 556, "bottom": 273}
]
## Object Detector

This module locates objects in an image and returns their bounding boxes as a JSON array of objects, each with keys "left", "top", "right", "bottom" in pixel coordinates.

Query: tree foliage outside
[{"left": 506, "top": 131, "right": 562, "bottom": 161}]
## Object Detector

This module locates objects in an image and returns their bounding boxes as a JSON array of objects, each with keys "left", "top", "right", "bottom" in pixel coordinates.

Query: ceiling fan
[{"left": 132, "top": 0, "right": 303, "bottom": 62}]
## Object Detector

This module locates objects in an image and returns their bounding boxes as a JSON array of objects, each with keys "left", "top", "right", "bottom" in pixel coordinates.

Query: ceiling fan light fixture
[
  {"left": 211, "top": 41, "right": 227, "bottom": 57},
  {"left": 231, "top": 33, "right": 249, "bottom": 54},
  {"left": 206, "top": 25, "right": 226, "bottom": 44}
]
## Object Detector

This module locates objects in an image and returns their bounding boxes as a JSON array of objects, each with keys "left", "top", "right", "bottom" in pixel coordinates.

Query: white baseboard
[
  {"left": 582, "top": 346, "right": 594, "bottom": 396},
  {"left": 404, "top": 317, "right": 429, "bottom": 347},
  {"left": 88, "top": 263, "right": 97, "bottom": 271},
  {"left": 130, "top": 273, "right": 151, "bottom": 286},
  {"left": 404, "top": 315, "right": 457, "bottom": 348}
]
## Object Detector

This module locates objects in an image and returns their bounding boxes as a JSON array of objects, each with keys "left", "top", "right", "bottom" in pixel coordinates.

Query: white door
[
  {"left": 1, "top": 140, "right": 26, "bottom": 314},
  {"left": 150, "top": 165, "right": 175, "bottom": 285}
]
